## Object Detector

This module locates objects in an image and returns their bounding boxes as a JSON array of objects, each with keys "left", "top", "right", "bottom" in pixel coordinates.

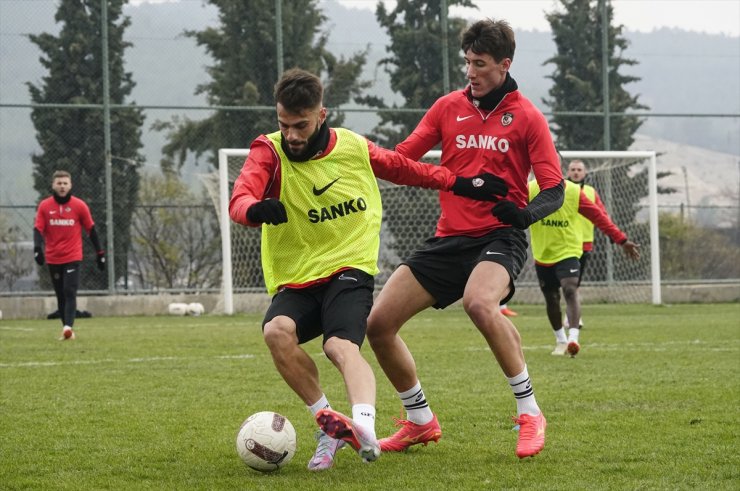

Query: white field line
[{"left": 0, "top": 353, "right": 255, "bottom": 369}]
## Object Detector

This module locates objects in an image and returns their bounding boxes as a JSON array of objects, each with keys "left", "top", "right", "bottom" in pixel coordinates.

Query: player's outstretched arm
[{"left": 621, "top": 240, "right": 641, "bottom": 260}]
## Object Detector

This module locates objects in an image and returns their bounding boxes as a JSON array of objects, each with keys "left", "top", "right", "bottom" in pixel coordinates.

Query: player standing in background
[
  {"left": 563, "top": 159, "right": 608, "bottom": 328},
  {"left": 33, "top": 170, "right": 106, "bottom": 341},
  {"left": 366, "top": 18, "right": 564, "bottom": 459},
  {"left": 528, "top": 179, "right": 641, "bottom": 356},
  {"left": 229, "top": 68, "right": 507, "bottom": 470}
]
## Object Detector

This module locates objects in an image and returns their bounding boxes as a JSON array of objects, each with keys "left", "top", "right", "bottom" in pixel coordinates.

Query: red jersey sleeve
[
  {"left": 368, "top": 140, "right": 455, "bottom": 190},
  {"left": 394, "top": 100, "right": 443, "bottom": 161},
  {"left": 578, "top": 191, "right": 626, "bottom": 244},
  {"left": 77, "top": 198, "right": 95, "bottom": 233},
  {"left": 229, "top": 136, "right": 281, "bottom": 227},
  {"left": 527, "top": 109, "right": 562, "bottom": 192}
]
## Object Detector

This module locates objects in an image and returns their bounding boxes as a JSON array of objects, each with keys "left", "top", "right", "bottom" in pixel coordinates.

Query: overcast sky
[{"left": 130, "top": 0, "right": 739, "bottom": 37}]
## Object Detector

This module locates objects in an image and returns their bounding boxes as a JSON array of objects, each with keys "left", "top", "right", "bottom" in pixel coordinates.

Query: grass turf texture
[{"left": 1, "top": 303, "right": 738, "bottom": 490}]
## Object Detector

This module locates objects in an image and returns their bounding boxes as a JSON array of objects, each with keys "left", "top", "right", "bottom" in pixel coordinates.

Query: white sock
[
  {"left": 352, "top": 403, "right": 376, "bottom": 438},
  {"left": 307, "top": 394, "right": 331, "bottom": 417},
  {"left": 507, "top": 365, "right": 540, "bottom": 416},
  {"left": 568, "top": 328, "right": 580, "bottom": 343},
  {"left": 398, "top": 381, "right": 434, "bottom": 425},
  {"left": 554, "top": 327, "right": 567, "bottom": 344}
]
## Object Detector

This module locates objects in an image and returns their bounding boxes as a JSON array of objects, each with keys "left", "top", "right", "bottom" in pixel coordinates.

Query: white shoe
[
  {"left": 551, "top": 342, "right": 568, "bottom": 356},
  {"left": 307, "top": 430, "right": 345, "bottom": 471}
]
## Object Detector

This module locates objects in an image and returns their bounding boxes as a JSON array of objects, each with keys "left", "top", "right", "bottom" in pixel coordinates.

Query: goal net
[{"left": 213, "top": 149, "right": 659, "bottom": 314}]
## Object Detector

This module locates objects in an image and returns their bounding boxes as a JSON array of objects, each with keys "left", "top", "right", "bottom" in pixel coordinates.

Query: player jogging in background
[
  {"left": 528, "top": 179, "right": 641, "bottom": 357},
  {"left": 366, "top": 18, "right": 565, "bottom": 459},
  {"left": 33, "top": 170, "right": 106, "bottom": 340},
  {"left": 563, "top": 159, "right": 609, "bottom": 329},
  {"left": 229, "top": 68, "right": 507, "bottom": 471}
]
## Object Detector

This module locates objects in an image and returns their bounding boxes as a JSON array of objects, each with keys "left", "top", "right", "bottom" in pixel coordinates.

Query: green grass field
[{"left": 1, "top": 303, "right": 738, "bottom": 490}]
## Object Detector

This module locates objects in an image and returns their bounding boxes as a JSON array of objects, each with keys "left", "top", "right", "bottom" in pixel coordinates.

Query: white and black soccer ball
[
  {"left": 236, "top": 411, "right": 297, "bottom": 472},
  {"left": 187, "top": 302, "right": 205, "bottom": 316}
]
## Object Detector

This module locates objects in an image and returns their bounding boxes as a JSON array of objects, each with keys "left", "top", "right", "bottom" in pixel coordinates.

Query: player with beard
[
  {"left": 33, "top": 170, "right": 106, "bottom": 340},
  {"left": 365, "top": 18, "right": 564, "bottom": 459},
  {"left": 229, "top": 68, "right": 508, "bottom": 471}
]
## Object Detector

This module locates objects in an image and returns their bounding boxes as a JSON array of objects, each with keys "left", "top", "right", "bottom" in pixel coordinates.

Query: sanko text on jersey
[
  {"left": 455, "top": 134, "right": 510, "bottom": 152},
  {"left": 308, "top": 197, "right": 368, "bottom": 223}
]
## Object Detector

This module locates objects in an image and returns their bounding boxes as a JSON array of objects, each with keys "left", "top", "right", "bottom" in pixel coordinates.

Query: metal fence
[{"left": 1, "top": 1, "right": 738, "bottom": 296}]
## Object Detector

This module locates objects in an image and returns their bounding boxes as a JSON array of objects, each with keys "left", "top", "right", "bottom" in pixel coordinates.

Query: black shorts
[
  {"left": 262, "top": 268, "right": 374, "bottom": 346},
  {"left": 535, "top": 257, "right": 581, "bottom": 290},
  {"left": 402, "top": 228, "right": 528, "bottom": 309}
]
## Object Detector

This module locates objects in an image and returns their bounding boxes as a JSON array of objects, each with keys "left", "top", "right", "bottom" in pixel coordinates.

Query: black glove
[
  {"left": 492, "top": 200, "right": 533, "bottom": 229},
  {"left": 34, "top": 247, "right": 45, "bottom": 265},
  {"left": 247, "top": 199, "right": 288, "bottom": 225},
  {"left": 96, "top": 251, "right": 106, "bottom": 271},
  {"left": 451, "top": 173, "right": 508, "bottom": 202}
]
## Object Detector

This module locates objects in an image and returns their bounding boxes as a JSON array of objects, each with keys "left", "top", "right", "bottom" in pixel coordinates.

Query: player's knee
[
  {"left": 262, "top": 318, "right": 295, "bottom": 350},
  {"left": 463, "top": 296, "right": 498, "bottom": 326},
  {"left": 323, "top": 336, "right": 358, "bottom": 365}
]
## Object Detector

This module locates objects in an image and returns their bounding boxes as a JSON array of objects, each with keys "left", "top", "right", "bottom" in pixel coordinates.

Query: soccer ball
[
  {"left": 187, "top": 302, "right": 205, "bottom": 316},
  {"left": 167, "top": 303, "right": 188, "bottom": 316},
  {"left": 236, "top": 411, "right": 297, "bottom": 472}
]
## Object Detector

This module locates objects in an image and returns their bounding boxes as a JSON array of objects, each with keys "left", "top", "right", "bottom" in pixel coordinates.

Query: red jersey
[
  {"left": 577, "top": 192, "right": 627, "bottom": 245},
  {"left": 396, "top": 87, "right": 562, "bottom": 237},
  {"left": 229, "top": 128, "right": 457, "bottom": 227},
  {"left": 34, "top": 195, "right": 95, "bottom": 264}
]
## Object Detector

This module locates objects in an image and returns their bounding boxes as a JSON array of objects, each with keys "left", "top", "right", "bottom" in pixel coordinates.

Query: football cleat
[
  {"left": 500, "top": 307, "right": 518, "bottom": 317},
  {"left": 567, "top": 340, "right": 581, "bottom": 357},
  {"left": 551, "top": 342, "right": 568, "bottom": 356},
  {"left": 59, "top": 326, "right": 75, "bottom": 341},
  {"left": 316, "top": 409, "right": 380, "bottom": 463},
  {"left": 378, "top": 413, "right": 442, "bottom": 452},
  {"left": 307, "top": 430, "right": 345, "bottom": 471},
  {"left": 514, "top": 412, "right": 546, "bottom": 458}
]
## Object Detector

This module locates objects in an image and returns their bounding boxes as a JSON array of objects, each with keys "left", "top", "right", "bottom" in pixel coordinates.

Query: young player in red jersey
[
  {"left": 366, "top": 18, "right": 564, "bottom": 459},
  {"left": 229, "top": 69, "right": 507, "bottom": 471},
  {"left": 34, "top": 170, "right": 105, "bottom": 340}
]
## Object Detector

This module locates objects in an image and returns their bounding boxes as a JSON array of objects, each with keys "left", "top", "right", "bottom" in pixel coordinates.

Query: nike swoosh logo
[
  {"left": 486, "top": 251, "right": 505, "bottom": 255},
  {"left": 456, "top": 115, "right": 474, "bottom": 122},
  {"left": 66, "top": 269, "right": 75, "bottom": 273},
  {"left": 313, "top": 177, "right": 340, "bottom": 196},
  {"left": 338, "top": 273, "right": 357, "bottom": 282},
  {"left": 49, "top": 210, "right": 57, "bottom": 214},
  {"left": 570, "top": 269, "right": 579, "bottom": 273}
]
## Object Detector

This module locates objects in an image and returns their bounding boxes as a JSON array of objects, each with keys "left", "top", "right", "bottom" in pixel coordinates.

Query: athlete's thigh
[
  {"left": 464, "top": 261, "right": 511, "bottom": 305},
  {"left": 263, "top": 288, "right": 322, "bottom": 344},
  {"left": 322, "top": 269, "right": 375, "bottom": 346},
  {"left": 370, "top": 265, "right": 435, "bottom": 330}
]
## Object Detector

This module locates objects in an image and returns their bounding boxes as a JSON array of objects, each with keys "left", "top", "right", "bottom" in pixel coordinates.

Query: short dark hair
[
  {"left": 461, "top": 19, "right": 515, "bottom": 63},
  {"left": 274, "top": 68, "right": 323, "bottom": 113}
]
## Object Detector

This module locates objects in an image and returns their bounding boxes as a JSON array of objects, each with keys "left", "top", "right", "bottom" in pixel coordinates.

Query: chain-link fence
[{"left": 1, "top": 1, "right": 738, "bottom": 297}]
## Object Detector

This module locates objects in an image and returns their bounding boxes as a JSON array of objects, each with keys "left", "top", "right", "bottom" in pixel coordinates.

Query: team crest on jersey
[{"left": 501, "top": 112, "right": 514, "bottom": 126}]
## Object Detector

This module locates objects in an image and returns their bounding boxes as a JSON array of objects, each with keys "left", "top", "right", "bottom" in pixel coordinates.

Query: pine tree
[
  {"left": 544, "top": 0, "right": 647, "bottom": 150},
  {"left": 359, "top": 0, "right": 474, "bottom": 148},
  {"left": 28, "top": 0, "right": 144, "bottom": 290},
  {"left": 157, "top": 0, "right": 369, "bottom": 172}
]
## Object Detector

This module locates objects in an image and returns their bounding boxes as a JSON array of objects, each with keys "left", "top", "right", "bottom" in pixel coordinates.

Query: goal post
[
  {"left": 561, "top": 151, "right": 661, "bottom": 305},
  {"left": 215, "top": 148, "right": 660, "bottom": 314}
]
